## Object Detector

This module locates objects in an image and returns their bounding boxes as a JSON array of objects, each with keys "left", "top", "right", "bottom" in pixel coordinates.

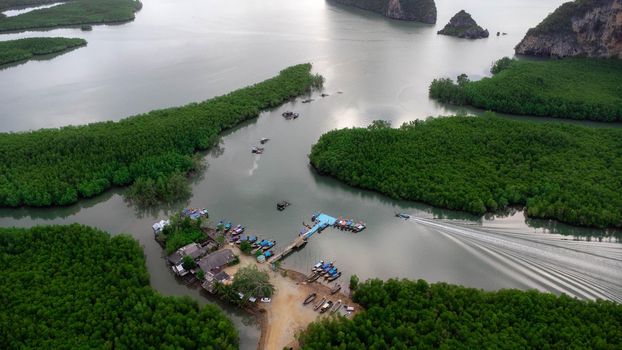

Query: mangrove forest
[
  {"left": 298, "top": 278, "right": 622, "bottom": 349},
  {"left": 0, "top": 37, "right": 86, "bottom": 66},
  {"left": 0, "top": 63, "right": 322, "bottom": 207},
  {"left": 309, "top": 115, "right": 622, "bottom": 228},
  {"left": 429, "top": 58, "right": 622, "bottom": 122},
  {"left": 0, "top": 224, "right": 238, "bottom": 349},
  {"left": 0, "top": 0, "right": 142, "bottom": 32}
]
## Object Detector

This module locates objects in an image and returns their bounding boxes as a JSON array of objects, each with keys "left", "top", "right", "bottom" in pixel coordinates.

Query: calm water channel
[{"left": 2, "top": 0, "right": 622, "bottom": 348}]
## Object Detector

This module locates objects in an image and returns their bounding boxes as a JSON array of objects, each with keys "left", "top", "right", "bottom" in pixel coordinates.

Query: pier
[{"left": 268, "top": 213, "right": 337, "bottom": 263}]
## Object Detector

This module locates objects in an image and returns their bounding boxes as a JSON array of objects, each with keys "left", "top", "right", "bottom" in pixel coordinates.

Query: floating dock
[{"left": 268, "top": 213, "right": 337, "bottom": 264}]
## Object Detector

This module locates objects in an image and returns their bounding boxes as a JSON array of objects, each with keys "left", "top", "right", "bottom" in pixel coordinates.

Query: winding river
[{"left": 1, "top": 0, "right": 621, "bottom": 348}]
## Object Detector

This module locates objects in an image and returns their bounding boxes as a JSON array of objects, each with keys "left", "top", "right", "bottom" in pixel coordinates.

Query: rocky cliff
[
  {"left": 515, "top": 0, "right": 622, "bottom": 58},
  {"left": 331, "top": 0, "right": 437, "bottom": 24},
  {"left": 437, "top": 10, "right": 489, "bottom": 39}
]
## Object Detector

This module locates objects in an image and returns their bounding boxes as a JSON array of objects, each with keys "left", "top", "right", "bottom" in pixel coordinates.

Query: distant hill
[
  {"left": 515, "top": 0, "right": 622, "bottom": 58},
  {"left": 330, "top": 0, "right": 437, "bottom": 24}
]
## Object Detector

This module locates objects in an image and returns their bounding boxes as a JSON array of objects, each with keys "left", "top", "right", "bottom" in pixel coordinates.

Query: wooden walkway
[{"left": 267, "top": 235, "right": 308, "bottom": 263}]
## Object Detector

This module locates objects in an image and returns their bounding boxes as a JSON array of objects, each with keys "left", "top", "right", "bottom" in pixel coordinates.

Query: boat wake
[{"left": 407, "top": 217, "right": 622, "bottom": 302}]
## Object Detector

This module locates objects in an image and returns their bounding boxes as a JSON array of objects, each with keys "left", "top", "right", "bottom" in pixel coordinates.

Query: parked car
[{"left": 260, "top": 297, "right": 272, "bottom": 303}]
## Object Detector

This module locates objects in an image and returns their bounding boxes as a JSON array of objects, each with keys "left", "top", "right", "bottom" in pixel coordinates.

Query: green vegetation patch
[
  {"left": 0, "top": 224, "right": 238, "bottom": 349},
  {"left": 0, "top": 64, "right": 322, "bottom": 207},
  {"left": 298, "top": 278, "right": 622, "bottom": 349},
  {"left": 429, "top": 58, "right": 622, "bottom": 122},
  {"left": 0, "top": 0, "right": 141, "bottom": 32},
  {"left": 0, "top": 0, "right": 68, "bottom": 11},
  {"left": 309, "top": 116, "right": 622, "bottom": 228},
  {"left": 0, "top": 37, "right": 86, "bottom": 66},
  {"left": 158, "top": 213, "right": 207, "bottom": 254}
]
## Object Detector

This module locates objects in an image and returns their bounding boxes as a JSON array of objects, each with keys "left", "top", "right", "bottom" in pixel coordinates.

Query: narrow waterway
[{"left": 1, "top": 0, "right": 621, "bottom": 348}]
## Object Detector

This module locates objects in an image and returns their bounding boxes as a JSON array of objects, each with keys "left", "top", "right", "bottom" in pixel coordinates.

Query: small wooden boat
[
  {"left": 395, "top": 213, "right": 411, "bottom": 219},
  {"left": 320, "top": 93, "right": 330, "bottom": 97},
  {"left": 327, "top": 272, "right": 342, "bottom": 282},
  {"left": 319, "top": 300, "right": 333, "bottom": 313},
  {"left": 251, "top": 146, "right": 264, "bottom": 154},
  {"left": 330, "top": 284, "right": 341, "bottom": 295},
  {"left": 331, "top": 300, "right": 342, "bottom": 314},
  {"left": 313, "top": 297, "right": 327, "bottom": 310},
  {"left": 282, "top": 111, "right": 299, "bottom": 119},
  {"left": 301, "top": 98, "right": 314, "bottom": 103},
  {"left": 303, "top": 293, "right": 317, "bottom": 305},
  {"left": 276, "top": 201, "right": 290, "bottom": 211},
  {"left": 307, "top": 273, "right": 321, "bottom": 282},
  {"left": 260, "top": 138, "right": 270, "bottom": 144}
]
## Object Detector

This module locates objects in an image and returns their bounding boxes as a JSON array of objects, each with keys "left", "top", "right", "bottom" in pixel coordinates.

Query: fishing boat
[
  {"left": 307, "top": 273, "right": 321, "bottom": 283},
  {"left": 311, "top": 260, "right": 324, "bottom": 271},
  {"left": 395, "top": 213, "right": 411, "bottom": 219},
  {"left": 276, "top": 201, "right": 290, "bottom": 211},
  {"left": 301, "top": 98, "right": 314, "bottom": 103},
  {"left": 327, "top": 272, "right": 342, "bottom": 282},
  {"left": 353, "top": 223, "right": 366, "bottom": 232},
  {"left": 260, "top": 138, "right": 270, "bottom": 144},
  {"left": 313, "top": 262, "right": 332, "bottom": 272},
  {"left": 282, "top": 111, "right": 299, "bottom": 119},
  {"left": 331, "top": 300, "right": 342, "bottom": 314},
  {"left": 320, "top": 93, "right": 330, "bottom": 97},
  {"left": 232, "top": 225, "right": 245, "bottom": 235},
  {"left": 303, "top": 293, "right": 317, "bottom": 305},
  {"left": 224, "top": 222, "right": 232, "bottom": 232},
  {"left": 263, "top": 250, "right": 274, "bottom": 259},
  {"left": 262, "top": 241, "right": 275, "bottom": 251},
  {"left": 319, "top": 300, "right": 333, "bottom": 313},
  {"left": 330, "top": 284, "right": 341, "bottom": 295},
  {"left": 251, "top": 146, "right": 264, "bottom": 154},
  {"left": 234, "top": 235, "right": 247, "bottom": 244},
  {"left": 313, "top": 297, "right": 327, "bottom": 311}
]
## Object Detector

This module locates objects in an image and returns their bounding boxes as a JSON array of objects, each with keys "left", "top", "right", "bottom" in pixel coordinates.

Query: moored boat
[
  {"left": 307, "top": 273, "right": 321, "bottom": 282},
  {"left": 319, "top": 300, "right": 333, "bottom": 313},
  {"left": 314, "top": 297, "right": 327, "bottom": 310},
  {"left": 303, "top": 293, "right": 317, "bottom": 305},
  {"left": 327, "top": 272, "right": 342, "bottom": 282},
  {"left": 331, "top": 300, "right": 342, "bottom": 314},
  {"left": 330, "top": 284, "right": 341, "bottom": 295}
]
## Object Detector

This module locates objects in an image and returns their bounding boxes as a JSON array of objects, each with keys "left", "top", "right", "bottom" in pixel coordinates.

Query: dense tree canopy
[
  {"left": 0, "top": 0, "right": 67, "bottom": 11},
  {"left": 0, "top": 224, "right": 238, "bottom": 349},
  {"left": 309, "top": 115, "right": 622, "bottom": 228},
  {"left": 0, "top": 64, "right": 322, "bottom": 207},
  {"left": 298, "top": 278, "right": 622, "bottom": 349},
  {"left": 0, "top": 37, "right": 86, "bottom": 66},
  {"left": 429, "top": 58, "right": 622, "bottom": 122},
  {"left": 158, "top": 212, "right": 207, "bottom": 254},
  {"left": 0, "top": 0, "right": 141, "bottom": 32}
]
